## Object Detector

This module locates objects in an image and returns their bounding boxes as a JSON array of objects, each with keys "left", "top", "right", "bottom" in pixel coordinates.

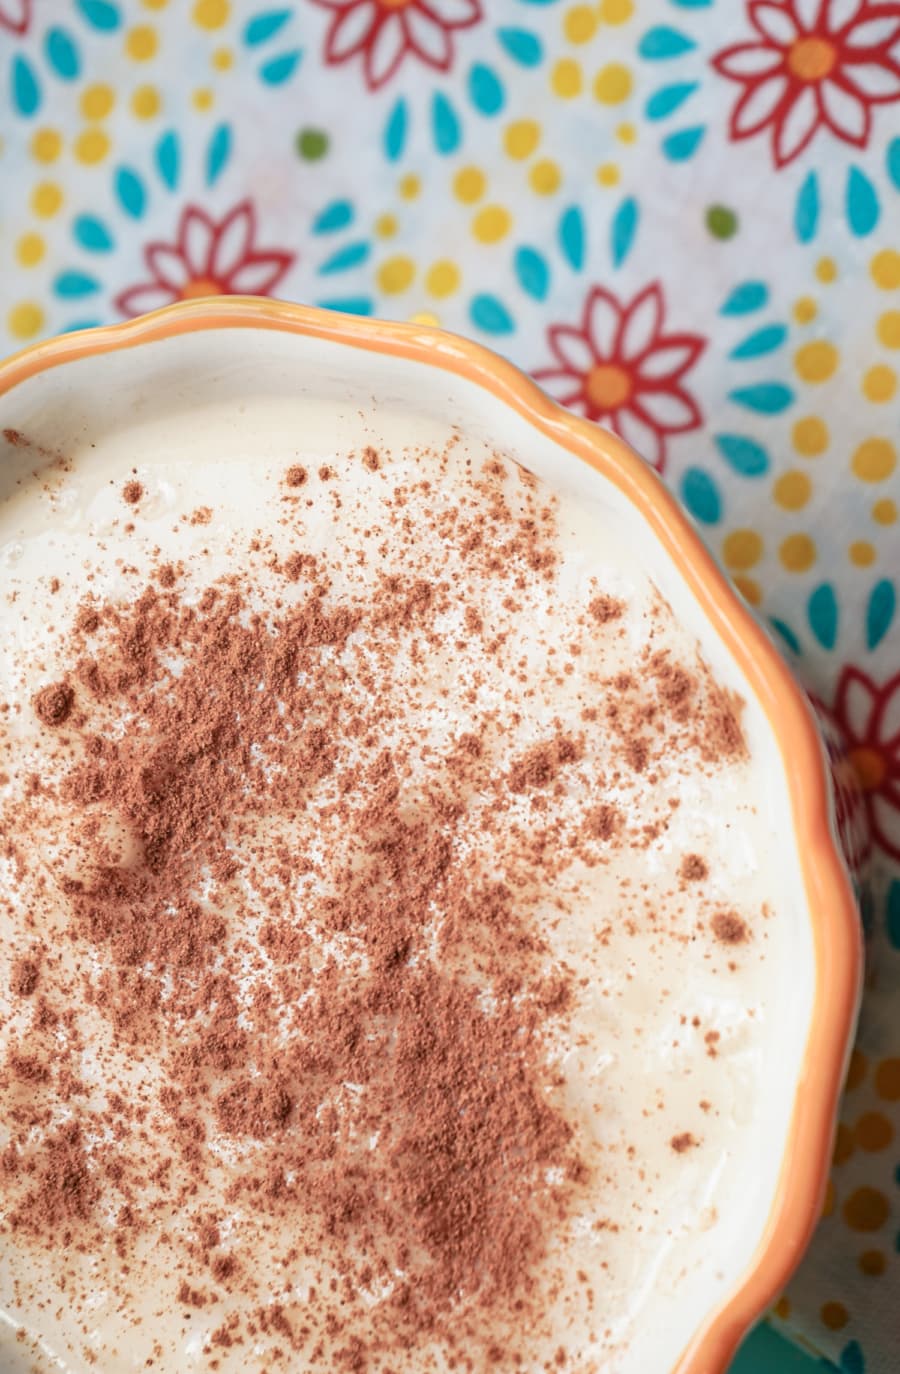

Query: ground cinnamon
[
  {"left": 711, "top": 910, "right": 749, "bottom": 945},
  {"left": 0, "top": 444, "right": 756, "bottom": 1372},
  {"left": 32, "top": 681, "right": 74, "bottom": 726},
  {"left": 679, "top": 854, "right": 709, "bottom": 882}
]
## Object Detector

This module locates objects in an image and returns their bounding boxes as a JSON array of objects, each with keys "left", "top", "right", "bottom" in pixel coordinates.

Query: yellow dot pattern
[
  {"left": 472, "top": 205, "right": 511, "bottom": 243},
  {"left": 875, "top": 1059, "right": 900, "bottom": 1100},
  {"left": 131, "top": 84, "right": 161, "bottom": 119},
  {"left": 551, "top": 58, "right": 582, "bottom": 98},
  {"left": 723, "top": 529, "right": 762, "bottom": 570},
  {"left": 855, "top": 1112, "right": 893, "bottom": 1151},
  {"left": 377, "top": 256, "right": 415, "bottom": 295},
  {"left": 30, "top": 128, "right": 62, "bottom": 164},
  {"left": 872, "top": 498, "right": 897, "bottom": 526},
  {"left": 871, "top": 249, "right": 900, "bottom": 290},
  {"left": 193, "top": 0, "right": 229, "bottom": 28},
  {"left": 31, "top": 181, "right": 63, "bottom": 217},
  {"left": 529, "top": 159, "right": 560, "bottom": 195},
  {"left": 849, "top": 540, "right": 876, "bottom": 568},
  {"left": 126, "top": 25, "right": 158, "bottom": 60},
  {"left": 398, "top": 174, "right": 420, "bottom": 201},
  {"left": 877, "top": 310, "right": 900, "bottom": 348},
  {"left": 779, "top": 533, "right": 816, "bottom": 572},
  {"left": 774, "top": 471, "right": 812, "bottom": 510},
  {"left": 16, "top": 233, "right": 45, "bottom": 268},
  {"left": 793, "top": 296, "right": 817, "bottom": 324},
  {"left": 8, "top": 302, "right": 45, "bottom": 340},
  {"left": 425, "top": 261, "right": 460, "bottom": 298},
  {"left": 593, "top": 63, "right": 633, "bottom": 104},
  {"left": 816, "top": 256, "right": 838, "bottom": 283},
  {"left": 454, "top": 166, "right": 485, "bottom": 204},
  {"left": 811, "top": 1053, "right": 900, "bottom": 1312},
  {"left": 862, "top": 364, "right": 897, "bottom": 403},
  {"left": 563, "top": 5, "right": 597, "bottom": 43},
  {"left": 80, "top": 83, "right": 115, "bottom": 120},
  {"left": 74, "top": 129, "right": 110, "bottom": 165},
  {"left": 795, "top": 340, "right": 839, "bottom": 383},
  {"left": 504, "top": 120, "right": 540, "bottom": 160},
  {"left": 853, "top": 438, "right": 896, "bottom": 482},
  {"left": 842, "top": 1186, "right": 889, "bottom": 1232},
  {"left": 820, "top": 1301, "right": 849, "bottom": 1331},
  {"left": 792, "top": 416, "right": 829, "bottom": 456},
  {"left": 600, "top": 0, "right": 634, "bottom": 20}
]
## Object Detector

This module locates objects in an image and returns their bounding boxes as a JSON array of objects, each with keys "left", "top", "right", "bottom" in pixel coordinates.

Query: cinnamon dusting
[
  {"left": 588, "top": 594, "right": 624, "bottom": 624},
  {"left": 9, "top": 956, "right": 40, "bottom": 998},
  {"left": 32, "top": 681, "right": 74, "bottom": 727},
  {"left": 679, "top": 854, "right": 708, "bottom": 882},
  {"left": 711, "top": 911, "right": 749, "bottom": 945},
  {"left": 0, "top": 438, "right": 763, "bottom": 1372},
  {"left": 669, "top": 1132, "right": 698, "bottom": 1154}
]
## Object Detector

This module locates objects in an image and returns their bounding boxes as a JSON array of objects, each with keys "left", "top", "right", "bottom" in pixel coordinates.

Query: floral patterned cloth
[{"left": 1, "top": 1, "right": 898, "bottom": 1370}]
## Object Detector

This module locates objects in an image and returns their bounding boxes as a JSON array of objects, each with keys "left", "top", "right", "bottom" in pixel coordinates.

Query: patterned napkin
[{"left": 1, "top": 1, "right": 898, "bottom": 1369}]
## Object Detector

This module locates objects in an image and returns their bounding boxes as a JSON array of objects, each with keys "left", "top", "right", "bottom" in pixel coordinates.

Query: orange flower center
[
  {"left": 181, "top": 277, "right": 223, "bottom": 300},
  {"left": 787, "top": 36, "right": 837, "bottom": 82},
  {"left": 847, "top": 745, "right": 887, "bottom": 792},
  {"left": 585, "top": 363, "right": 633, "bottom": 411},
  {"left": 379, "top": 0, "right": 414, "bottom": 9}
]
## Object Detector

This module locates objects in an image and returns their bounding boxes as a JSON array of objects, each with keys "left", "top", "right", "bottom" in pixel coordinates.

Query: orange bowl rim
[{"left": 0, "top": 298, "right": 862, "bottom": 1373}]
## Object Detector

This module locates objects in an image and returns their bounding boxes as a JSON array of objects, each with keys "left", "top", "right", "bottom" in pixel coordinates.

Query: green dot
[
  {"left": 297, "top": 128, "right": 329, "bottom": 161},
  {"left": 706, "top": 205, "right": 738, "bottom": 239}
]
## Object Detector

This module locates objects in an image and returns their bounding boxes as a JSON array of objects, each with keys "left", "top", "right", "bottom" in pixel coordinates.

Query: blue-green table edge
[{"left": 732, "top": 1323, "right": 832, "bottom": 1372}]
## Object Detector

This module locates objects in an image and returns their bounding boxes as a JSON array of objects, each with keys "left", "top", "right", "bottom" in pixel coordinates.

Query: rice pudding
[{"left": 0, "top": 403, "right": 797, "bottom": 1374}]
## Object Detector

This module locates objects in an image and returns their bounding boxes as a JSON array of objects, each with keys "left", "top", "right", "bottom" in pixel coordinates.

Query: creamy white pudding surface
[{"left": 0, "top": 409, "right": 794, "bottom": 1374}]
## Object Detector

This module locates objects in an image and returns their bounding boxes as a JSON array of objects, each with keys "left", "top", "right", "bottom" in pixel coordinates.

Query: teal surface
[{"left": 731, "top": 1324, "right": 828, "bottom": 1373}]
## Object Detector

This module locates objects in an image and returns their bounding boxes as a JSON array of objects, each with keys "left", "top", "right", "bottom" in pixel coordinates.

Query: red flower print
[
  {"left": 712, "top": 0, "right": 900, "bottom": 168},
  {"left": 831, "top": 665, "right": 900, "bottom": 863},
  {"left": 808, "top": 693, "right": 871, "bottom": 876},
  {"left": 115, "top": 201, "right": 294, "bottom": 319},
  {"left": 533, "top": 283, "right": 706, "bottom": 474},
  {"left": 311, "top": 0, "right": 482, "bottom": 90},
  {"left": 0, "top": 0, "right": 31, "bottom": 33}
]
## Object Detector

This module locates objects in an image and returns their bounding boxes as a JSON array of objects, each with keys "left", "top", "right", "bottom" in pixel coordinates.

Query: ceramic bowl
[{"left": 0, "top": 299, "right": 861, "bottom": 1374}]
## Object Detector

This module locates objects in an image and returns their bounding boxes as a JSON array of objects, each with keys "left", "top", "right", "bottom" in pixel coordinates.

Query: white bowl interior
[{"left": 0, "top": 325, "right": 815, "bottom": 1372}]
